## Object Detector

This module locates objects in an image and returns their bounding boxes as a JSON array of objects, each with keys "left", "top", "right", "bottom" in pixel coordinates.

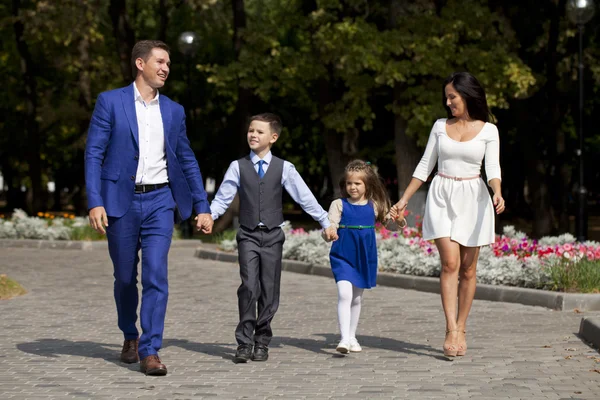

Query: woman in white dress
[{"left": 391, "top": 72, "right": 505, "bottom": 359}]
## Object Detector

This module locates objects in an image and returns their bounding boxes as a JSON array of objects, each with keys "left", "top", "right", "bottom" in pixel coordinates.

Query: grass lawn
[{"left": 0, "top": 274, "right": 27, "bottom": 300}]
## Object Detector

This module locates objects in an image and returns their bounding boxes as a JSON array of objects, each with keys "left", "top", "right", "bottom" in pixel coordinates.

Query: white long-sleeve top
[{"left": 412, "top": 118, "right": 501, "bottom": 184}]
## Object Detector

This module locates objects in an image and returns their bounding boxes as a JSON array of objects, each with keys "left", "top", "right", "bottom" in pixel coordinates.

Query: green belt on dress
[{"left": 338, "top": 225, "right": 375, "bottom": 229}]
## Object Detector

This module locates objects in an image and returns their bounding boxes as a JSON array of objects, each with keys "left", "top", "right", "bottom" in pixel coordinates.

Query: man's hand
[
  {"left": 88, "top": 206, "right": 108, "bottom": 234},
  {"left": 194, "top": 213, "right": 214, "bottom": 234}
]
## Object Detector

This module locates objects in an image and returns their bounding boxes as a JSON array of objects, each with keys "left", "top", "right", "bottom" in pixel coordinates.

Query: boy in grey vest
[{"left": 210, "top": 113, "right": 331, "bottom": 363}]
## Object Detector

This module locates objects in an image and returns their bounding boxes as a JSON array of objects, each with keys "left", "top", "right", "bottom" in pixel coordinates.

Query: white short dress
[{"left": 413, "top": 118, "right": 502, "bottom": 247}]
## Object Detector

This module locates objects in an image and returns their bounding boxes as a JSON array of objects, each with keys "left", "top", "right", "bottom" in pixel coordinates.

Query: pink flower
[{"left": 563, "top": 243, "right": 573, "bottom": 252}]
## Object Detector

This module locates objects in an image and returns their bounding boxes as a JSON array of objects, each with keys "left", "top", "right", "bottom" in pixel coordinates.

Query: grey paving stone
[{"left": 1, "top": 247, "right": 600, "bottom": 399}]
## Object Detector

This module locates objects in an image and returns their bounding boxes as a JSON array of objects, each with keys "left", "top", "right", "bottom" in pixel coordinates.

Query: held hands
[
  {"left": 493, "top": 193, "right": 505, "bottom": 214},
  {"left": 88, "top": 206, "right": 108, "bottom": 234},
  {"left": 194, "top": 213, "right": 214, "bottom": 234},
  {"left": 390, "top": 199, "right": 408, "bottom": 222},
  {"left": 322, "top": 226, "right": 338, "bottom": 242}
]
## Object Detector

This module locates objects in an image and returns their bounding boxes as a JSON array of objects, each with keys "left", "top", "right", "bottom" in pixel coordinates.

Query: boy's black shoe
[
  {"left": 252, "top": 343, "right": 269, "bottom": 361},
  {"left": 234, "top": 344, "right": 253, "bottom": 363}
]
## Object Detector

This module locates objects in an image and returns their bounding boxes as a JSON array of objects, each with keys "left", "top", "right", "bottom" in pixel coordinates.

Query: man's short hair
[
  {"left": 249, "top": 113, "right": 283, "bottom": 134},
  {"left": 131, "top": 40, "right": 170, "bottom": 78}
]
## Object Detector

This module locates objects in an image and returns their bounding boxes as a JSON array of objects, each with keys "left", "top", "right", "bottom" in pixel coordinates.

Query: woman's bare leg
[
  {"left": 456, "top": 246, "right": 480, "bottom": 355},
  {"left": 435, "top": 238, "right": 461, "bottom": 354}
]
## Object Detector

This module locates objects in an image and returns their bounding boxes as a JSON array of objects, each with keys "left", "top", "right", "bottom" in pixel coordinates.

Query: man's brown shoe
[
  {"left": 120, "top": 339, "right": 139, "bottom": 364},
  {"left": 140, "top": 355, "right": 168, "bottom": 376}
]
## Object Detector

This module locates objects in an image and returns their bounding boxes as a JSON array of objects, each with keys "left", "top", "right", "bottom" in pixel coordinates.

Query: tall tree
[
  {"left": 12, "top": 0, "right": 42, "bottom": 213},
  {"left": 109, "top": 0, "right": 135, "bottom": 84}
]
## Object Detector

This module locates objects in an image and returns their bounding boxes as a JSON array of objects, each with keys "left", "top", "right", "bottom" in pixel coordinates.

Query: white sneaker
[
  {"left": 349, "top": 338, "right": 362, "bottom": 352},
  {"left": 336, "top": 340, "right": 350, "bottom": 354}
]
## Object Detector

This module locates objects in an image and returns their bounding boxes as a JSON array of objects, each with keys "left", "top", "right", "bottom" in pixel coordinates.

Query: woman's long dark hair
[{"left": 443, "top": 72, "right": 490, "bottom": 122}]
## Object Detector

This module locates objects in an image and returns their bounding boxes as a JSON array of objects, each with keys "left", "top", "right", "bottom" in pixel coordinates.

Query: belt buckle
[{"left": 454, "top": 176, "right": 461, "bottom": 181}]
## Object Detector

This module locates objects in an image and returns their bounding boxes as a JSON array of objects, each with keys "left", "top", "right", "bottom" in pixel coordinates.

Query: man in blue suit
[{"left": 85, "top": 40, "right": 213, "bottom": 376}]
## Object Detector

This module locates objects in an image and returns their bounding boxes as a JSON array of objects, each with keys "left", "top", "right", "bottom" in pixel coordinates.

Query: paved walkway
[{"left": 1, "top": 246, "right": 599, "bottom": 400}]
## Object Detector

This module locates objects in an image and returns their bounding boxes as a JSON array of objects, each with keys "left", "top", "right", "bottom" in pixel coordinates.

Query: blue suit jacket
[{"left": 84, "top": 83, "right": 209, "bottom": 220}]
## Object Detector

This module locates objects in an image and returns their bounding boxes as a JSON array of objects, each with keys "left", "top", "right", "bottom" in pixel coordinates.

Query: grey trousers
[{"left": 235, "top": 226, "right": 285, "bottom": 346}]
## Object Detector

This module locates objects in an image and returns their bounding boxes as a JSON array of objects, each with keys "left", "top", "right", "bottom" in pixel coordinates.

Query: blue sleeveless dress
[{"left": 329, "top": 198, "right": 378, "bottom": 289}]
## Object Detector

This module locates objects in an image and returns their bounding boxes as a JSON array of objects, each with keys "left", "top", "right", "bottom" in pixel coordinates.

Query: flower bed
[
  {"left": 219, "top": 223, "right": 600, "bottom": 292},
  {"left": 0, "top": 209, "right": 91, "bottom": 240}
]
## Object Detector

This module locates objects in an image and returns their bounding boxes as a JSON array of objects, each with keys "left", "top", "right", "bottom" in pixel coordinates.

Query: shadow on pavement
[
  {"left": 16, "top": 338, "right": 140, "bottom": 371},
  {"left": 273, "top": 333, "right": 448, "bottom": 361},
  {"left": 17, "top": 334, "right": 448, "bottom": 366},
  {"left": 162, "top": 339, "right": 235, "bottom": 361}
]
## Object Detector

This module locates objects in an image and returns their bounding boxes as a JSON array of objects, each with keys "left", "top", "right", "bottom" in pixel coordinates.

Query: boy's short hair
[
  {"left": 249, "top": 113, "right": 282, "bottom": 134},
  {"left": 131, "top": 40, "right": 170, "bottom": 78}
]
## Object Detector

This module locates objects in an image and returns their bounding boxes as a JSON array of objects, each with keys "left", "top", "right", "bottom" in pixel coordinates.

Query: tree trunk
[
  {"left": 231, "top": 0, "right": 252, "bottom": 158},
  {"left": 324, "top": 131, "right": 351, "bottom": 198},
  {"left": 158, "top": 0, "right": 169, "bottom": 42},
  {"left": 109, "top": 0, "right": 135, "bottom": 84},
  {"left": 393, "top": 86, "right": 426, "bottom": 225},
  {"left": 13, "top": 0, "right": 42, "bottom": 214},
  {"left": 528, "top": 158, "right": 555, "bottom": 237},
  {"left": 0, "top": 162, "right": 20, "bottom": 212},
  {"left": 75, "top": 34, "right": 93, "bottom": 215},
  {"left": 547, "top": 0, "right": 570, "bottom": 233},
  {"left": 388, "top": 3, "right": 427, "bottom": 224}
]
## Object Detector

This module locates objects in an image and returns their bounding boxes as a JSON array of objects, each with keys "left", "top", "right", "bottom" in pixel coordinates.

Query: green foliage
[
  {"left": 206, "top": 228, "right": 237, "bottom": 245},
  {"left": 547, "top": 258, "right": 600, "bottom": 293},
  {"left": 2, "top": 0, "right": 600, "bottom": 231},
  {"left": 68, "top": 224, "right": 107, "bottom": 241},
  {"left": 201, "top": 0, "right": 536, "bottom": 149},
  {"left": 0, "top": 274, "right": 27, "bottom": 300}
]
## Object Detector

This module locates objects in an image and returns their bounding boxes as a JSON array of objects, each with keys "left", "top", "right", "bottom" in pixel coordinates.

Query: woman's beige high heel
[
  {"left": 443, "top": 329, "right": 459, "bottom": 358},
  {"left": 457, "top": 330, "right": 467, "bottom": 356}
]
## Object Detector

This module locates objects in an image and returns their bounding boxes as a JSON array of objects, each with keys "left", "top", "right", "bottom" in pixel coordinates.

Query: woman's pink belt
[{"left": 437, "top": 173, "right": 481, "bottom": 181}]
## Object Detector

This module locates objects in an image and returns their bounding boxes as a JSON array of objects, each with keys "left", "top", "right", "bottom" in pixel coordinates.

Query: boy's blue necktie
[{"left": 257, "top": 160, "right": 265, "bottom": 179}]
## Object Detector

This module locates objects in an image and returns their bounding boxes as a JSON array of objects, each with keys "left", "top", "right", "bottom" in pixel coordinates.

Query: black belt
[{"left": 134, "top": 182, "right": 168, "bottom": 194}]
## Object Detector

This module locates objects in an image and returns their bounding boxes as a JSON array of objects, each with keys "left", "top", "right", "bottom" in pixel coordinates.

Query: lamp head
[
  {"left": 178, "top": 32, "right": 199, "bottom": 57},
  {"left": 567, "top": 0, "right": 596, "bottom": 25}
]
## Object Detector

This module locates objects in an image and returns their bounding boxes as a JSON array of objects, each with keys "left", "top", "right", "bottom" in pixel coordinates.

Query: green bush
[{"left": 547, "top": 258, "right": 600, "bottom": 293}]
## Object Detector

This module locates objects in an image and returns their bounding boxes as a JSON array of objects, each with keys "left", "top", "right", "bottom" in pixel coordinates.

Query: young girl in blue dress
[{"left": 323, "top": 160, "right": 405, "bottom": 353}]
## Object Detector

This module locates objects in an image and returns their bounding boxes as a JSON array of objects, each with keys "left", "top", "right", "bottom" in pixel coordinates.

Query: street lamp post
[
  {"left": 566, "top": 0, "right": 595, "bottom": 242},
  {"left": 177, "top": 32, "right": 199, "bottom": 238},
  {"left": 178, "top": 32, "right": 200, "bottom": 132}
]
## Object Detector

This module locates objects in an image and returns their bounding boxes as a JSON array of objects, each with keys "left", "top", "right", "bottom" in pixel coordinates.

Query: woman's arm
[
  {"left": 489, "top": 178, "right": 505, "bottom": 214},
  {"left": 391, "top": 122, "right": 439, "bottom": 219},
  {"left": 485, "top": 125, "right": 505, "bottom": 214}
]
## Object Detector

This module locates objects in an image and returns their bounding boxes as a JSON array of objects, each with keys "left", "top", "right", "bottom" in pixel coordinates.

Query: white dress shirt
[
  {"left": 133, "top": 83, "right": 169, "bottom": 185},
  {"left": 210, "top": 151, "right": 331, "bottom": 229}
]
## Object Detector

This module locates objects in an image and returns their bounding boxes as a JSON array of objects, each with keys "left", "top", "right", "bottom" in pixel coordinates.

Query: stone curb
[
  {"left": 194, "top": 247, "right": 600, "bottom": 312},
  {"left": 579, "top": 317, "right": 600, "bottom": 350},
  {"left": 0, "top": 238, "right": 203, "bottom": 250}
]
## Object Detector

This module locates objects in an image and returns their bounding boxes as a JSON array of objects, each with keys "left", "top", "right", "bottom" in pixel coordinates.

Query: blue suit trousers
[{"left": 106, "top": 186, "right": 176, "bottom": 359}]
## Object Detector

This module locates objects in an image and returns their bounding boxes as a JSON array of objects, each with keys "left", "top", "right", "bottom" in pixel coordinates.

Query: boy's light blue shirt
[{"left": 210, "top": 151, "right": 330, "bottom": 229}]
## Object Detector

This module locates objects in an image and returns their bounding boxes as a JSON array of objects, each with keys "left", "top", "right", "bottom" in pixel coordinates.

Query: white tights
[{"left": 336, "top": 280, "right": 364, "bottom": 341}]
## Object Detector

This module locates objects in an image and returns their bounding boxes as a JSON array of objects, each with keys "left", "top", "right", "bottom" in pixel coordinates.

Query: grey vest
[{"left": 238, "top": 155, "right": 284, "bottom": 230}]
